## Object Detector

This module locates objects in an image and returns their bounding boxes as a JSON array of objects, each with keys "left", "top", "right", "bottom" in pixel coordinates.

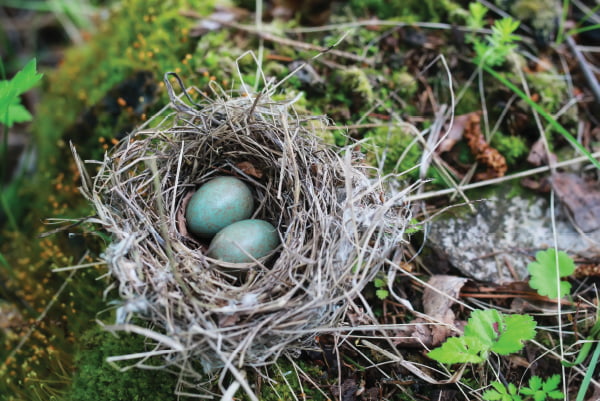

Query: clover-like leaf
[
  {"left": 427, "top": 336, "right": 486, "bottom": 364},
  {"left": 464, "top": 309, "right": 501, "bottom": 349},
  {"left": 527, "top": 249, "right": 575, "bottom": 299},
  {"left": 491, "top": 313, "right": 537, "bottom": 355}
]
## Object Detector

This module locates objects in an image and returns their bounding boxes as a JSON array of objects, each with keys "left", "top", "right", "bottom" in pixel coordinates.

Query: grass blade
[{"left": 482, "top": 65, "right": 600, "bottom": 170}]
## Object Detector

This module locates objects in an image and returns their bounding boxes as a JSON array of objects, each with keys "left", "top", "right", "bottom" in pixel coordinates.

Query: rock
[{"left": 427, "top": 189, "right": 600, "bottom": 282}]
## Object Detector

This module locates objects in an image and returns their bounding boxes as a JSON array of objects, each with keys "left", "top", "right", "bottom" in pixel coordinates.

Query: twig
[
  {"left": 407, "top": 151, "right": 600, "bottom": 201},
  {"left": 566, "top": 35, "right": 600, "bottom": 105}
]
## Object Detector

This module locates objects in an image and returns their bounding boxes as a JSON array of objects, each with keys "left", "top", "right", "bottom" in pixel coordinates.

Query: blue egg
[
  {"left": 208, "top": 219, "right": 279, "bottom": 263},
  {"left": 185, "top": 176, "right": 254, "bottom": 238}
]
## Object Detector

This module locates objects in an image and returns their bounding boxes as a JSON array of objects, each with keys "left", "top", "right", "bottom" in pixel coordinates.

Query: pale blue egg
[
  {"left": 185, "top": 176, "right": 254, "bottom": 238},
  {"left": 208, "top": 219, "right": 279, "bottom": 263}
]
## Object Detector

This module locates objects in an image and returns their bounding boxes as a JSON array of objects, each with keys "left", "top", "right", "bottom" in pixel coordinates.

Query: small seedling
[
  {"left": 483, "top": 375, "right": 564, "bottom": 401},
  {"left": 527, "top": 248, "right": 575, "bottom": 300},
  {"left": 428, "top": 309, "right": 537, "bottom": 364},
  {"left": 373, "top": 276, "right": 389, "bottom": 300},
  {"left": 519, "top": 375, "right": 564, "bottom": 401},
  {"left": 465, "top": 2, "right": 521, "bottom": 68},
  {"left": 483, "top": 381, "right": 522, "bottom": 401}
]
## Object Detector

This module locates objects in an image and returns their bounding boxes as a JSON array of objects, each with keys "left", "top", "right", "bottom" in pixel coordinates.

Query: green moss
[
  {"left": 334, "top": 66, "right": 374, "bottom": 106},
  {"left": 348, "top": 0, "right": 467, "bottom": 23},
  {"left": 364, "top": 126, "right": 443, "bottom": 185},
  {"left": 392, "top": 70, "right": 418, "bottom": 98},
  {"left": 490, "top": 132, "right": 528, "bottom": 165},
  {"left": 242, "top": 359, "right": 327, "bottom": 401},
  {"left": 34, "top": 0, "right": 214, "bottom": 168},
  {"left": 66, "top": 326, "right": 177, "bottom": 401}
]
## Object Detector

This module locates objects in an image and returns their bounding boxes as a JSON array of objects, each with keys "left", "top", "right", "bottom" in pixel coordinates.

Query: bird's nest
[{"left": 73, "top": 74, "right": 411, "bottom": 389}]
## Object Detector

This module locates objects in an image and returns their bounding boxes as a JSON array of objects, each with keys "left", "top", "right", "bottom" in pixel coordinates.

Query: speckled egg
[
  {"left": 208, "top": 219, "right": 279, "bottom": 263},
  {"left": 185, "top": 176, "right": 254, "bottom": 238}
]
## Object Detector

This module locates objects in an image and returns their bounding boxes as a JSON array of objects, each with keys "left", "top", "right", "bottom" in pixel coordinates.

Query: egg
[
  {"left": 208, "top": 219, "right": 279, "bottom": 263},
  {"left": 185, "top": 176, "right": 254, "bottom": 238}
]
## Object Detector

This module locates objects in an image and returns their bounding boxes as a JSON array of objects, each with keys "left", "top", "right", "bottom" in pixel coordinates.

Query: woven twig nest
[{"left": 74, "top": 75, "right": 410, "bottom": 382}]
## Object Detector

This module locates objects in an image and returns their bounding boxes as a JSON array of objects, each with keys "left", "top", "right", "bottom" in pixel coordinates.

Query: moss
[
  {"left": 66, "top": 326, "right": 177, "bottom": 401},
  {"left": 334, "top": 66, "right": 374, "bottom": 107},
  {"left": 364, "top": 126, "right": 444, "bottom": 185},
  {"left": 490, "top": 132, "right": 528, "bottom": 166},
  {"left": 242, "top": 359, "right": 327, "bottom": 401},
  {"left": 1, "top": 0, "right": 217, "bottom": 399},
  {"left": 392, "top": 70, "right": 418, "bottom": 98},
  {"left": 348, "top": 0, "right": 467, "bottom": 23},
  {"left": 34, "top": 0, "right": 214, "bottom": 169}
]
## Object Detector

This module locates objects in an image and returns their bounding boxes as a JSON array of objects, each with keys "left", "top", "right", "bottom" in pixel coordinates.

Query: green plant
[
  {"left": 428, "top": 309, "right": 537, "bottom": 364},
  {"left": 483, "top": 375, "right": 564, "bottom": 401},
  {"left": 483, "top": 381, "right": 523, "bottom": 401},
  {"left": 490, "top": 133, "right": 528, "bottom": 165},
  {"left": 0, "top": 58, "right": 43, "bottom": 127},
  {"left": 482, "top": 65, "right": 600, "bottom": 169},
  {"left": 373, "top": 274, "right": 389, "bottom": 300},
  {"left": 519, "top": 375, "right": 564, "bottom": 400},
  {"left": 0, "top": 58, "right": 43, "bottom": 229},
  {"left": 527, "top": 248, "right": 575, "bottom": 300},
  {"left": 466, "top": 3, "right": 521, "bottom": 68}
]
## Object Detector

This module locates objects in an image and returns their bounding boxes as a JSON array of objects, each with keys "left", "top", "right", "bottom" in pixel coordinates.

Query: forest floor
[{"left": 1, "top": 1, "right": 600, "bottom": 400}]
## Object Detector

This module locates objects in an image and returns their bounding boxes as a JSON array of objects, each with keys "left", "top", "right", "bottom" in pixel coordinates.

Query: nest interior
[{"left": 75, "top": 80, "right": 410, "bottom": 377}]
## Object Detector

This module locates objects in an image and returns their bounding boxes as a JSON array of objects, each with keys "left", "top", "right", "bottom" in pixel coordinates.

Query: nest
[{"left": 75, "top": 75, "right": 410, "bottom": 385}]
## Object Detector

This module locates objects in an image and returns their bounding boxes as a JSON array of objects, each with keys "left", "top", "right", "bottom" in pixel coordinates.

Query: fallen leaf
[
  {"left": 423, "top": 275, "right": 469, "bottom": 345},
  {"left": 236, "top": 161, "right": 263, "bottom": 179},
  {"left": 392, "top": 275, "right": 468, "bottom": 348},
  {"left": 526, "top": 137, "right": 557, "bottom": 166},
  {"left": 551, "top": 173, "right": 600, "bottom": 232},
  {"left": 437, "top": 113, "right": 473, "bottom": 153}
]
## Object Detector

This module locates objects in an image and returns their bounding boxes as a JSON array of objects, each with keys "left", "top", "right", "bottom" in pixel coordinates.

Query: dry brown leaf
[
  {"left": 438, "top": 112, "right": 473, "bottom": 153},
  {"left": 526, "top": 137, "right": 557, "bottom": 166},
  {"left": 423, "top": 275, "right": 469, "bottom": 345},
  {"left": 392, "top": 275, "right": 468, "bottom": 348},
  {"left": 236, "top": 161, "right": 264, "bottom": 179},
  {"left": 551, "top": 172, "right": 600, "bottom": 232}
]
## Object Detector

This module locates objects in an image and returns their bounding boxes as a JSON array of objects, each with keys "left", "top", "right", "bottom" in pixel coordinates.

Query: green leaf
[
  {"left": 373, "top": 278, "right": 385, "bottom": 288},
  {"left": 542, "top": 375, "right": 561, "bottom": 392},
  {"left": 9, "top": 58, "right": 43, "bottom": 94},
  {"left": 464, "top": 309, "right": 501, "bottom": 348},
  {"left": 529, "top": 375, "right": 543, "bottom": 390},
  {"left": 491, "top": 314, "right": 537, "bottom": 355},
  {"left": 482, "top": 390, "right": 504, "bottom": 401},
  {"left": 430, "top": 309, "right": 536, "bottom": 365},
  {"left": 6, "top": 104, "right": 33, "bottom": 125},
  {"left": 0, "top": 58, "right": 43, "bottom": 126},
  {"left": 522, "top": 375, "right": 564, "bottom": 401},
  {"left": 375, "top": 289, "right": 389, "bottom": 300},
  {"left": 483, "top": 382, "right": 522, "bottom": 401},
  {"left": 427, "top": 336, "right": 486, "bottom": 364},
  {"left": 527, "top": 249, "right": 575, "bottom": 299}
]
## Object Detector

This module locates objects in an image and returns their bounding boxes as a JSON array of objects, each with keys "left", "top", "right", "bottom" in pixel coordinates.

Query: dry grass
[{"left": 72, "top": 73, "right": 412, "bottom": 397}]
